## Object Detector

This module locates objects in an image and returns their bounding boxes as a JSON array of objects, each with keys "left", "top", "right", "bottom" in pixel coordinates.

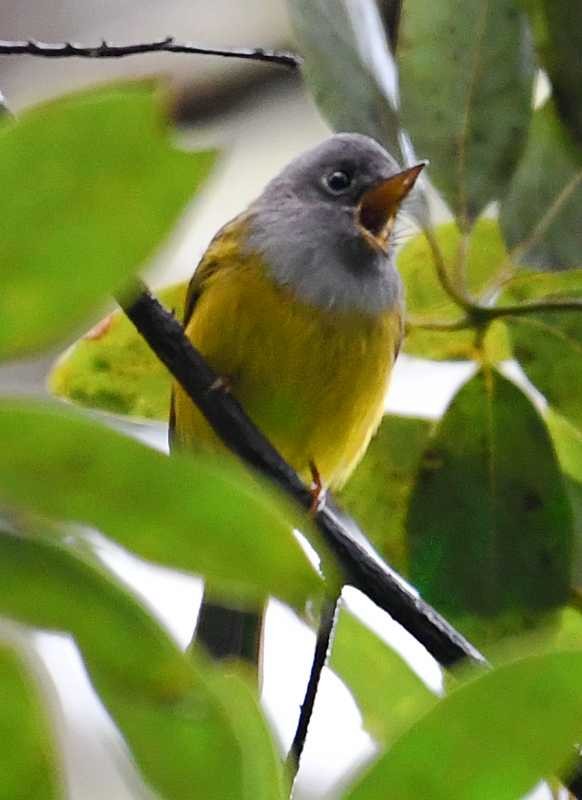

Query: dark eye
[{"left": 324, "top": 170, "right": 353, "bottom": 195}]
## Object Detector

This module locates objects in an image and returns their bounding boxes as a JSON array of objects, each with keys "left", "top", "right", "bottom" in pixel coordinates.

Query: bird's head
[{"left": 246, "top": 133, "right": 425, "bottom": 314}]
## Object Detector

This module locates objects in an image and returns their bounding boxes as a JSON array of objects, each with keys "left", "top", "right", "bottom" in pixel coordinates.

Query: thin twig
[
  {"left": 0, "top": 37, "right": 301, "bottom": 69},
  {"left": 484, "top": 297, "right": 582, "bottom": 319},
  {"left": 117, "top": 280, "right": 485, "bottom": 669},
  {"left": 405, "top": 315, "right": 473, "bottom": 333},
  {"left": 287, "top": 596, "right": 340, "bottom": 770},
  {"left": 508, "top": 168, "right": 582, "bottom": 266},
  {"left": 419, "top": 223, "right": 582, "bottom": 327},
  {"left": 422, "top": 226, "right": 477, "bottom": 312}
]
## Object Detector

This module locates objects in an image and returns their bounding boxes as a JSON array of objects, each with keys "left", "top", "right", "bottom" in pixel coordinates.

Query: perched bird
[{"left": 170, "top": 133, "right": 423, "bottom": 662}]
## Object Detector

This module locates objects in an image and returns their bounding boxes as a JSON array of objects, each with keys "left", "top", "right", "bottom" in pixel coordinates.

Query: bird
[{"left": 170, "top": 132, "right": 424, "bottom": 664}]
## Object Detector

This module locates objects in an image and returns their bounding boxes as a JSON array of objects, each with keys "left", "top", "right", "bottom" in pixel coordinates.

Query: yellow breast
[{"left": 172, "top": 229, "right": 401, "bottom": 490}]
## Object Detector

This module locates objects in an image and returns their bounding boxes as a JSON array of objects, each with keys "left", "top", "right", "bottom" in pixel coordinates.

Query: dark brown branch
[
  {"left": 118, "top": 280, "right": 485, "bottom": 670},
  {"left": 287, "top": 596, "right": 340, "bottom": 770},
  {"left": 0, "top": 37, "right": 301, "bottom": 69}
]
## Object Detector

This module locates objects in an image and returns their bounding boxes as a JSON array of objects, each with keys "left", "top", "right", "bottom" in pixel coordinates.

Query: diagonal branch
[
  {"left": 0, "top": 37, "right": 301, "bottom": 69},
  {"left": 117, "top": 279, "right": 485, "bottom": 669}
]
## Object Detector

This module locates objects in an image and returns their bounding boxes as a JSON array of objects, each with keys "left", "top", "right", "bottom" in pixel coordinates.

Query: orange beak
[{"left": 357, "top": 162, "right": 426, "bottom": 251}]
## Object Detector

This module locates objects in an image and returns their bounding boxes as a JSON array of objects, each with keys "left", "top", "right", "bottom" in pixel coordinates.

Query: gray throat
[{"left": 243, "top": 203, "right": 403, "bottom": 316}]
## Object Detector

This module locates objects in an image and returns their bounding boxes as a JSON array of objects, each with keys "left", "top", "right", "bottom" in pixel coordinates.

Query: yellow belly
[{"left": 172, "top": 255, "right": 401, "bottom": 490}]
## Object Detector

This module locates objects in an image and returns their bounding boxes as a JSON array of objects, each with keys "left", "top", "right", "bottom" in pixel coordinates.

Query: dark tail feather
[{"left": 195, "top": 598, "right": 262, "bottom": 664}]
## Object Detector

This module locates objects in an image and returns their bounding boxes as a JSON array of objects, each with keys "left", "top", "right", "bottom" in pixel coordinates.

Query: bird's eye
[{"left": 324, "top": 170, "right": 353, "bottom": 195}]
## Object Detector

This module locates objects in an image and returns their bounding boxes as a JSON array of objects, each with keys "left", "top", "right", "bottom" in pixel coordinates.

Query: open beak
[{"left": 357, "top": 162, "right": 426, "bottom": 252}]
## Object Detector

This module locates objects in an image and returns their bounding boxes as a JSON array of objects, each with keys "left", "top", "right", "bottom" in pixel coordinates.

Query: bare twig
[
  {"left": 287, "top": 596, "right": 340, "bottom": 770},
  {"left": 422, "top": 225, "right": 478, "bottom": 313},
  {"left": 0, "top": 37, "right": 301, "bottom": 69},
  {"left": 484, "top": 297, "right": 582, "bottom": 319},
  {"left": 405, "top": 315, "right": 473, "bottom": 333}
]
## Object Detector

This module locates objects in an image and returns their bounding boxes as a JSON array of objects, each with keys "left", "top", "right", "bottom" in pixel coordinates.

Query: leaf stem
[
  {"left": 418, "top": 223, "right": 582, "bottom": 328},
  {"left": 481, "top": 297, "right": 582, "bottom": 320},
  {"left": 405, "top": 315, "right": 473, "bottom": 333},
  {"left": 422, "top": 225, "right": 480, "bottom": 313}
]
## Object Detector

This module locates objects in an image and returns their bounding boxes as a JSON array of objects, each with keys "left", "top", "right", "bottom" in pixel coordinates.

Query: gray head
[{"left": 244, "top": 133, "right": 424, "bottom": 314}]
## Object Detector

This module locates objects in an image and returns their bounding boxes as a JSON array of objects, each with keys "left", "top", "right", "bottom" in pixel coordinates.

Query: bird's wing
[{"left": 168, "top": 217, "right": 243, "bottom": 448}]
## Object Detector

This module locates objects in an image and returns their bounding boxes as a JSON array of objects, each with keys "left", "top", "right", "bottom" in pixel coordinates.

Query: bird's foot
[
  {"left": 84, "top": 313, "right": 113, "bottom": 341},
  {"left": 308, "top": 460, "right": 327, "bottom": 515}
]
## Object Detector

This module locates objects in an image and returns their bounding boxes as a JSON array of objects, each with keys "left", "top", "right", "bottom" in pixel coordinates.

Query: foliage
[{"left": 1, "top": 0, "right": 582, "bottom": 797}]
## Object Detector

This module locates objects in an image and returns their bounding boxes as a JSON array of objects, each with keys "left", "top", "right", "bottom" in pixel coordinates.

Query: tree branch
[
  {"left": 287, "top": 596, "right": 340, "bottom": 770},
  {"left": 483, "top": 297, "right": 582, "bottom": 319},
  {"left": 117, "top": 280, "right": 485, "bottom": 670},
  {"left": 0, "top": 37, "right": 301, "bottom": 69}
]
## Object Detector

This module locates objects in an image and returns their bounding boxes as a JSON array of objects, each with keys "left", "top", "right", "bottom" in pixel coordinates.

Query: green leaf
[
  {"left": 345, "top": 650, "right": 582, "bottom": 800},
  {"left": 501, "top": 267, "right": 582, "bottom": 304},
  {"left": 49, "top": 282, "right": 187, "bottom": 420},
  {"left": 330, "top": 608, "right": 436, "bottom": 745},
  {"left": 398, "top": 0, "right": 534, "bottom": 223},
  {"left": 339, "top": 414, "right": 432, "bottom": 571},
  {"left": 527, "top": 0, "right": 582, "bottom": 143},
  {"left": 407, "top": 369, "right": 572, "bottom": 631},
  {"left": 0, "top": 533, "right": 191, "bottom": 695},
  {"left": 546, "top": 408, "right": 582, "bottom": 485},
  {"left": 398, "top": 219, "right": 511, "bottom": 361},
  {"left": 0, "top": 532, "right": 284, "bottom": 800},
  {"left": 0, "top": 642, "right": 61, "bottom": 800},
  {"left": 0, "top": 80, "right": 216, "bottom": 360},
  {"left": 545, "top": 410, "right": 582, "bottom": 590},
  {"left": 288, "top": 0, "right": 402, "bottom": 157},
  {"left": 500, "top": 101, "right": 582, "bottom": 269},
  {"left": 0, "top": 399, "right": 322, "bottom": 608},
  {"left": 203, "top": 668, "right": 289, "bottom": 800},
  {"left": 501, "top": 269, "right": 582, "bottom": 429}
]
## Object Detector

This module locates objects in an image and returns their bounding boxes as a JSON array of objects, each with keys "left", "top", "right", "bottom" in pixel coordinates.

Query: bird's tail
[{"left": 195, "top": 597, "right": 263, "bottom": 664}]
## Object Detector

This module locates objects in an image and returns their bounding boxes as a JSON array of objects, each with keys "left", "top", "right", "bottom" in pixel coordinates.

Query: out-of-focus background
[{"left": 0, "top": 2, "right": 489, "bottom": 798}]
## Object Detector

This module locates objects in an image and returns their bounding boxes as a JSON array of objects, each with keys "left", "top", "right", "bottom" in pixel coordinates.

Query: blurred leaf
[
  {"left": 49, "top": 282, "right": 187, "bottom": 420},
  {"left": 0, "top": 532, "right": 191, "bottom": 695},
  {"left": 545, "top": 410, "right": 582, "bottom": 589},
  {"left": 203, "top": 667, "right": 289, "bottom": 800},
  {"left": 407, "top": 369, "right": 572, "bottom": 630},
  {"left": 569, "top": 479, "right": 582, "bottom": 590},
  {"left": 0, "top": 532, "right": 284, "bottom": 800},
  {"left": 398, "top": 0, "right": 534, "bottom": 224},
  {"left": 500, "top": 101, "right": 582, "bottom": 269},
  {"left": 0, "top": 80, "right": 216, "bottom": 360},
  {"left": 339, "top": 414, "right": 432, "bottom": 571},
  {"left": 546, "top": 409, "right": 582, "bottom": 484},
  {"left": 345, "top": 650, "right": 582, "bottom": 800},
  {"left": 106, "top": 654, "right": 287, "bottom": 800},
  {"left": 501, "top": 267, "right": 582, "bottom": 304},
  {"left": 330, "top": 608, "right": 436, "bottom": 744},
  {"left": 398, "top": 219, "right": 511, "bottom": 361},
  {"left": 527, "top": 0, "right": 582, "bottom": 143},
  {"left": 501, "top": 270, "right": 582, "bottom": 429},
  {"left": 0, "top": 642, "right": 61, "bottom": 800},
  {"left": 0, "top": 400, "right": 322, "bottom": 608},
  {"left": 288, "top": 0, "right": 402, "bottom": 158}
]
